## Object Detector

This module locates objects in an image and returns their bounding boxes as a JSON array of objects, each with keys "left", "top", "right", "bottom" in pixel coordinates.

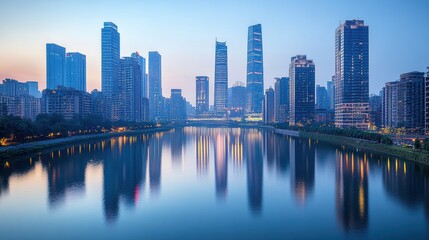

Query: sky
[{"left": 0, "top": 0, "right": 428, "bottom": 104}]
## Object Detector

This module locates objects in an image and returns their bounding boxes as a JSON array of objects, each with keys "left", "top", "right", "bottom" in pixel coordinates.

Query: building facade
[
  {"left": 289, "top": 55, "right": 315, "bottom": 125},
  {"left": 334, "top": 20, "right": 369, "bottom": 129},
  {"left": 369, "top": 93, "right": 382, "bottom": 129},
  {"left": 118, "top": 57, "right": 142, "bottom": 122},
  {"left": 316, "top": 85, "right": 328, "bottom": 110},
  {"left": 46, "top": 43, "right": 66, "bottom": 89},
  {"left": 426, "top": 67, "right": 429, "bottom": 133},
  {"left": 196, "top": 76, "right": 209, "bottom": 116},
  {"left": 131, "top": 52, "right": 147, "bottom": 99},
  {"left": 263, "top": 87, "right": 275, "bottom": 123},
  {"left": 0, "top": 79, "right": 29, "bottom": 96},
  {"left": 327, "top": 79, "right": 335, "bottom": 111},
  {"left": 169, "top": 89, "right": 186, "bottom": 121},
  {"left": 27, "top": 81, "right": 41, "bottom": 98},
  {"left": 228, "top": 81, "right": 246, "bottom": 117},
  {"left": 149, "top": 51, "right": 163, "bottom": 121},
  {"left": 274, "top": 77, "right": 289, "bottom": 123},
  {"left": 42, "top": 87, "right": 91, "bottom": 120},
  {"left": 66, "top": 52, "right": 86, "bottom": 92},
  {"left": 382, "top": 81, "right": 399, "bottom": 128},
  {"left": 214, "top": 41, "right": 228, "bottom": 115},
  {"left": 101, "top": 22, "right": 120, "bottom": 97},
  {"left": 246, "top": 24, "right": 264, "bottom": 114}
]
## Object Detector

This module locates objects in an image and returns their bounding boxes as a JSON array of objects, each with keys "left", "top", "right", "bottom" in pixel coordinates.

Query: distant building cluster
[{"left": 2, "top": 19, "right": 428, "bottom": 133}]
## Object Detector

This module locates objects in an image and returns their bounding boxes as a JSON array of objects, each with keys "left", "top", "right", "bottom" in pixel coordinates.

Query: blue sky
[{"left": 0, "top": 0, "right": 428, "bottom": 104}]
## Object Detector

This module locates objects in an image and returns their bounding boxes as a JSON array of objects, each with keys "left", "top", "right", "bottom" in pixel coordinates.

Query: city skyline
[{"left": 1, "top": 1, "right": 428, "bottom": 105}]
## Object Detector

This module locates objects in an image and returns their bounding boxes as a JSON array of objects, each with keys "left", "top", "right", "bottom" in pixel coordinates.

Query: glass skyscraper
[
  {"left": 101, "top": 22, "right": 120, "bottom": 97},
  {"left": 196, "top": 76, "right": 209, "bottom": 115},
  {"left": 214, "top": 41, "right": 228, "bottom": 115},
  {"left": 46, "top": 43, "right": 66, "bottom": 90},
  {"left": 335, "top": 20, "right": 369, "bottom": 129},
  {"left": 289, "top": 55, "right": 315, "bottom": 125},
  {"left": 246, "top": 24, "right": 264, "bottom": 114},
  {"left": 274, "top": 77, "right": 289, "bottom": 123},
  {"left": 65, "top": 52, "right": 86, "bottom": 92},
  {"left": 149, "top": 51, "right": 162, "bottom": 121},
  {"left": 131, "top": 52, "right": 147, "bottom": 99}
]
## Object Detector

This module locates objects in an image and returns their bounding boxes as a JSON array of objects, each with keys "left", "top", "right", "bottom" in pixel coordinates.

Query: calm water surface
[{"left": 0, "top": 127, "right": 428, "bottom": 239}]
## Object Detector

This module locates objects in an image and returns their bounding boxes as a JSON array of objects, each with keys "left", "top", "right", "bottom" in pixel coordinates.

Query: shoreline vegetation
[{"left": 274, "top": 126, "right": 429, "bottom": 166}]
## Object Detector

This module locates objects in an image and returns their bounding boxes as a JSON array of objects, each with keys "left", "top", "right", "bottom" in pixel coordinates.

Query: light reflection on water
[{"left": 0, "top": 127, "right": 428, "bottom": 239}]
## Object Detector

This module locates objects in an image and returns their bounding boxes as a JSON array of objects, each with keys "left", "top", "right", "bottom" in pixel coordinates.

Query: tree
[{"left": 414, "top": 138, "right": 421, "bottom": 150}]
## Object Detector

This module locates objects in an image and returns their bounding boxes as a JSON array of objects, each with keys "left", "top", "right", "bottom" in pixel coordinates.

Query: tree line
[{"left": 0, "top": 114, "right": 155, "bottom": 145}]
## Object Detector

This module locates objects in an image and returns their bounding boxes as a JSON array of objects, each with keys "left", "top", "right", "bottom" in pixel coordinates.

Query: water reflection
[
  {"left": 1, "top": 127, "right": 429, "bottom": 235},
  {"left": 335, "top": 150, "right": 369, "bottom": 231}
]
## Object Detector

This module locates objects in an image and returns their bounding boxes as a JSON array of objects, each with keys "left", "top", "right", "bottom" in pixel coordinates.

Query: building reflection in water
[
  {"left": 290, "top": 138, "right": 315, "bottom": 205},
  {"left": 214, "top": 128, "right": 228, "bottom": 199},
  {"left": 0, "top": 157, "right": 37, "bottom": 197},
  {"left": 170, "top": 128, "right": 184, "bottom": 165},
  {"left": 229, "top": 128, "right": 244, "bottom": 169},
  {"left": 245, "top": 129, "right": 263, "bottom": 214},
  {"left": 149, "top": 133, "right": 163, "bottom": 195},
  {"left": 102, "top": 135, "right": 148, "bottom": 222},
  {"left": 41, "top": 146, "right": 87, "bottom": 208},
  {"left": 382, "top": 157, "right": 429, "bottom": 220},
  {"left": 335, "top": 149, "right": 369, "bottom": 231},
  {"left": 196, "top": 128, "right": 209, "bottom": 175}
]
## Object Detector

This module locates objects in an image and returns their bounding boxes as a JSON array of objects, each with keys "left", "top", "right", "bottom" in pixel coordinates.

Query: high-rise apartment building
[
  {"left": 327, "top": 79, "right": 335, "bottom": 111},
  {"left": 101, "top": 22, "right": 120, "bottom": 97},
  {"left": 289, "top": 55, "right": 315, "bottom": 125},
  {"left": 196, "top": 76, "right": 209, "bottom": 115},
  {"left": 426, "top": 67, "right": 429, "bottom": 133},
  {"left": 228, "top": 81, "right": 246, "bottom": 117},
  {"left": 274, "top": 77, "right": 289, "bottom": 123},
  {"left": 46, "top": 43, "right": 66, "bottom": 89},
  {"left": 118, "top": 57, "right": 142, "bottom": 122},
  {"left": 149, "top": 51, "right": 163, "bottom": 121},
  {"left": 335, "top": 20, "right": 369, "bottom": 129},
  {"left": 246, "top": 24, "right": 264, "bottom": 114},
  {"left": 131, "top": 52, "right": 147, "bottom": 99},
  {"left": 66, "top": 52, "right": 86, "bottom": 92},
  {"left": 42, "top": 87, "right": 91, "bottom": 120},
  {"left": 316, "top": 85, "right": 328, "bottom": 110},
  {"left": 27, "top": 81, "right": 41, "bottom": 98},
  {"left": 169, "top": 89, "right": 186, "bottom": 121},
  {"left": 214, "top": 41, "right": 228, "bottom": 115}
]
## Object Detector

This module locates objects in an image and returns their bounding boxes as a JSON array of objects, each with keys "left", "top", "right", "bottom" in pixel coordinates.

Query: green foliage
[
  {"left": 275, "top": 123, "right": 393, "bottom": 145},
  {"left": 414, "top": 138, "right": 421, "bottom": 150},
  {"left": 0, "top": 114, "right": 155, "bottom": 145}
]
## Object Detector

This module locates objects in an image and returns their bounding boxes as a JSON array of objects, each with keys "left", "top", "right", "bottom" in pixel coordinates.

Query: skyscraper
[
  {"left": 426, "top": 67, "right": 429, "bottom": 133},
  {"left": 66, "top": 52, "right": 86, "bottom": 92},
  {"left": 335, "top": 20, "right": 369, "bottom": 129},
  {"left": 274, "top": 77, "right": 289, "bottom": 123},
  {"left": 246, "top": 24, "right": 264, "bottom": 114},
  {"left": 214, "top": 41, "right": 228, "bottom": 115},
  {"left": 46, "top": 43, "right": 66, "bottom": 89},
  {"left": 316, "top": 85, "right": 328, "bottom": 110},
  {"left": 27, "top": 81, "right": 41, "bottom": 98},
  {"left": 149, "top": 51, "right": 163, "bottom": 121},
  {"left": 118, "top": 57, "right": 142, "bottom": 122},
  {"left": 169, "top": 89, "right": 186, "bottom": 121},
  {"left": 131, "top": 52, "right": 147, "bottom": 98},
  {"left": 263, "top": 87, "right": 275, "bottom": 123},
  {"left": 228, "top": 81, "right": 246, "bottom": 117},
  {"left": 327, "top": 78, "right": 335, "bottom": 111},
  {"left": 101, "top": 22, "right": 120, "bottom": 97},
  {"left": 289, "top": 55, "right": 315, "bottom": 125},
  {"left": 196, "top": 76, "right": 209, "bottom": 115}
]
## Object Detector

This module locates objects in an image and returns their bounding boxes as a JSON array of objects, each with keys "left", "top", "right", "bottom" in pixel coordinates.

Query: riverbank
[
  {"left": 0, "top": 127, "right": 172, "bottom": 162},
  {"left": 299, "top": 131, "right": 429, "bottom": 165}
]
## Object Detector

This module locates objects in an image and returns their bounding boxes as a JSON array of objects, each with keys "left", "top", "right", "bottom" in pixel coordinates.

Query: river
[{"left": 0, "top": 127, "right": 428, "bottom": 239}]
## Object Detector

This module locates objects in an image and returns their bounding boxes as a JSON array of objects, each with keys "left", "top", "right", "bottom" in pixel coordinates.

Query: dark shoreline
[{"left": 0, "top": 127, "right": 173, "bottom": 163}]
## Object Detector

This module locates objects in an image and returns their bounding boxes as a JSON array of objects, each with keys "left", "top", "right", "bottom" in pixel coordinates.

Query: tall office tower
[
  {"left": 66, "top": 52, "right": 86, "bottom": 92},
  {"left": 335, "top": 20, "right": 369, "bottom": 129},
  {"left": 118, "top": 57, "right": 142, "bottom": 122},
  {"left": 214, "top": 41, "right": 228, "bottom": 115},
  {"left": 316, "top": 85, "right": 328, "bottom": 110},
  {"left": 426, "top": 67, "right": 429, "bottom": 133},
  {"left": 27, "top": 81, "right": 41, "bottom": 98},
  {"left": 149, "top": 51, "right": 163, "bottom": 121},
  {"left": 289, "top": 55, "right": 315, "bottom": 125},
  {"left": 131, "top": 52, "right": 147, "bottom": 98},
  {"left": 327, "top": 78, "right": 335, "bottom": 111},
  {"left": 228, "top": 81, "right": 246, "bottom": 117},
  {"left": 170, "top": 89, "right": 186, "bottom": 121},
  {"left": 101, "top": 22, "right": 120, "bottom": 97},
  {"left": 196, "top": 76, "right": 209, "bottom": 115},
  {"left": 246, "top": 24, "right": 264, "bottom": 114},
  {"left": 46, "top": 43, "right": 66, "bottom": 89},
  {"left": 274, "top": 77, "right": 289, "bottom": 122},
  {"left": 263, "top": 87, "right": 275, "bottom": 123}
]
